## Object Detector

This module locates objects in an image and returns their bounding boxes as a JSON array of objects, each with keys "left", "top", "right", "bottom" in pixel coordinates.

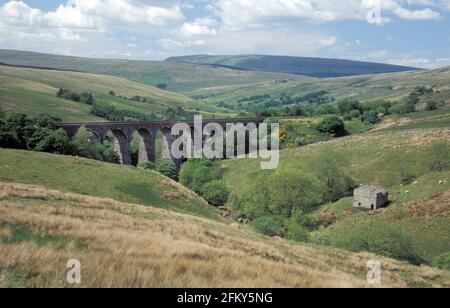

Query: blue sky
[{"left": 0, "top": 0, "right": 449, "bottom": 68}]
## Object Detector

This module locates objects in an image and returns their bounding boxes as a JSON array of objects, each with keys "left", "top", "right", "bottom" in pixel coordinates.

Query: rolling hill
[
  {"left": 167, "top": 54, "right": 419, "bottom": 78},
  {"left": 188, "top": 66, "right": 450, "bottom": 105},
  {"left": 0, "top": 64, "right": 229, "bottom": 122},
  {"left": 1, "top": 149, "right": 447, "bottom": 287},
  {"left": 0, "top": 149, "right": 218, "bottom": 219},
  {"left": 0, "top": 50, "right": 305, "bottom": 93},
  {"left": 219, "top": 126, "right": 450, "bottom": 265}
]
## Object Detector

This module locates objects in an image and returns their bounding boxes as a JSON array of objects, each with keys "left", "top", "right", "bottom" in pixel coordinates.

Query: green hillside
[
  {"left": 0, "top": 64, "right": 229, "bottom": 121},
  {"left": 0, "top": 149, "right": 219, "bottom": 219},
  {"left": 2, "top": 181, "right": 449, "bottom": 287},
  {"left": 167, "top": 54, "right": 418, "bottom": 78},
  {"left": 0, "top": 50, "right": 305, "bottom": 93},
  {"left": 219, "top": 127, "right": 450, "bottom": 265},
  {"left": 189, "top": 66, "right": 450, "bottom": 105}
]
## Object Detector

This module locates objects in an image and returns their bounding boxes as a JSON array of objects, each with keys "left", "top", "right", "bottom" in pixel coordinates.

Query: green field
[
  {"left": 189, "top": 66, "right": 450, "bottom": 105},
  {"left": 0, "top": 50, "right": 304, "bottom": 93},
  {"left": 0, "top": 149, "right": 219, "bottom": 220},
  {"left": 219, "top": 127, "right": 450, "bottom": 264},
  {"left": 0, "top": 64, "right": 231, "bottom": 121}
]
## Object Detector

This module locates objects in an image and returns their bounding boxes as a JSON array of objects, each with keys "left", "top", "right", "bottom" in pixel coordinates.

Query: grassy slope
[
  {"left": 0, "top": 64, "right": 229, "bottom": 121},
  {"left": 0, "top": 182, "right": 448, "bottom": 288},
  {"left": 0, "top": 149, "right": 218, "bottom": 220},
  {"left": 0, "top": 49, "right": 305, "bottom": 93},
  {"left": 168, "top": 54, "right": 417, "bottom": 77},
  {"left": 219, "top": 127, "right": 450, "bottom": 263},
  {"left": 189, "top": 66, "right": 450, "bottom": 104}
]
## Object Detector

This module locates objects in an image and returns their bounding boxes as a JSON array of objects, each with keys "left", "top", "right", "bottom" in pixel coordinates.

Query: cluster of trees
[
  {"left": 179, "top": 159, "right": 230, "bottom": 207},
  {"left": 138, "top": 159, "right": 179, "bottom": 181},
  {"left": 91, "top": 103, "right": 157, "bottom": 122},
  {"left": 57, "top": 89, "right": 95, "bottom": 105},
  {"left": 231, "top": 150, "right": 355, "bottom": 241},
  {"left": 230, "top": 92, "right": 335, "bottom": 112},
  {"left": 163, "top": 106, "right": 196, "bottom": 120},
  {"left": 250, "top": 85, "right": 439, "bottom": 123},
  {"left": 0, "top": 111, "right": 118, "bottom": 163}
]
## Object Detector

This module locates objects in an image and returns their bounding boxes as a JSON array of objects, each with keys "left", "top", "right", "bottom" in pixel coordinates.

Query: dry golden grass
[{"left": 0, "top": 182, "right": 448, "bottom": 288}]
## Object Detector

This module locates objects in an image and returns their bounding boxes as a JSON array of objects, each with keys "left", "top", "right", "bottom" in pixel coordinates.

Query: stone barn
[{"left": 353, "top": 185, "right": 389, "bottom": 210}]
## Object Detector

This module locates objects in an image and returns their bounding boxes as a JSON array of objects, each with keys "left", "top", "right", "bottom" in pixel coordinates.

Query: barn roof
[{"left": 354, "top": 185, "right": 388, "bottom": 196}]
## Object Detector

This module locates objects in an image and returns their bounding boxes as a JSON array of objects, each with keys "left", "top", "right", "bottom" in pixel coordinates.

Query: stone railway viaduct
[{"left": 57, "top": 118, "right": 265, "bottom": 168}]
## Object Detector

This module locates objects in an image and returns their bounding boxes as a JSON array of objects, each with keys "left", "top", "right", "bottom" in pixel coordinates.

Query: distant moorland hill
[
  {"left": 167, "top": 54, "right": 419, "bottom": 78},
  {"left": 0, "top": 50, "right": 305, "bottom": 92}
]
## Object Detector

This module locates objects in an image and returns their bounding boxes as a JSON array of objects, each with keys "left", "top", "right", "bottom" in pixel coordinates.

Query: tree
[
  {"left": 156, "top": 83, "right": 168, "bottom": 90},
  {"left": 179, "top": 159, "right": 222, "bottom": 194},
  {"left": 34, "top": 129, "right": 73, "bottom": 154},
  {"left": 316, "top": 116, "right": 346, "bottom": 137},
  {"left": 80, "top": 92, "right": 95, "bottom": 105},
  {"left": 425, "top": 141, "right": 450, "bottom": 172},
  {"left": 247, "top": 170, "right": 322, "bottom": 219},
  {"left": 361, "top": 110, "right": 380, "bottom": 124},
  {"left": 71, "top": 127, "right": 118, "bottom": 163},
  {"left": 2, "top": 113, "right": 35, "bottom": 148},
  {"left": 201, "top": 180, "right": 230, "bottom": 207},
  {"left": 305, "top": 149, "right": 355, "bottom": 202},
  {"left": 154, "top": 159, "right": 178, "bottom": 180},
  {"left": 337, "top": 99, "right": 361, "bottom": 115}
]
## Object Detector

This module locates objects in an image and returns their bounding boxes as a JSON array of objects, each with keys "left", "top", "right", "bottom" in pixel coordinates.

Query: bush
[
  {"left": 245, "top": 170, "right": 322, "bottom": 219},
  {"left": 350, "top": 109, "right": 361, "bottom": 118},
  {"left": 179, "top": 159, "right": 222, "bottom": 194},
  {"left": 337, "top": 99, "right": 361, "bottom": 115},
  {"left": 71, "top": 127, "right": 118, "bottom": 163},
  {"left": 315, "top": 116, "right": 346, "bottom": 137},
  {"left": 201, "top": 180, "right": 230, "bottom": 207},
  {"left": 251, "top": 216, "right": 283, "bottom": 237},
  {"left": 34, "top": 129, "right": 73, "bottom": 154},
  {"left": 0, "top": 131, "right": 21, "bottom": 148},
  {"left": 138, "top": 161, "right": 155, "bottom": 171},
  {"left": 342, "top": 114, "right": 352, "bottom": 121},
  {"left": 154, "top": 159, "right": 178, "bottom": 180},
  {"left": 334, "top": 222, "right": 424, "bottom": 265},
  {"left": 424, "top": 141, "right": 450, "bottom": 172},
  {"left": 433, "top": 252, "right": 450, "bottom": 270}
]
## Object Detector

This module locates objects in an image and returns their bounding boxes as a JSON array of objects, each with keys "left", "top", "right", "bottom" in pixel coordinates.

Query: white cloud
[
  {"left": 180, "top": 17, "right": 218, "bottom": 37},
  {"left": 204, "top": 29, "right": 338, "bottom": 55},
  {"left": 209, "top": 0, "right": 444, "bottom": 29}
]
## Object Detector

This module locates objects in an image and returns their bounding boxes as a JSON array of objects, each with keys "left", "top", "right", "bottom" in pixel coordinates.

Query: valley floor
[{"left": 0, "top": 182, "right": 449, "bottom": 288}]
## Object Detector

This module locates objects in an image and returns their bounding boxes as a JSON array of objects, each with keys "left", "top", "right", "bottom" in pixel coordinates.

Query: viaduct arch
[{"left": 57, "top": 118, "right": 265, "bottom": 168}]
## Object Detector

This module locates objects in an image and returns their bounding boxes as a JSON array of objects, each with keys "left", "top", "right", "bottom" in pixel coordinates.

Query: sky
[{"left": 0, "top": 0, "right": 449, "bottom": 68}]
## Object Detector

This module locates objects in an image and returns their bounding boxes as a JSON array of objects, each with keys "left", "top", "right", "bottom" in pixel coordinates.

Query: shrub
[
  {"left": 71, "top": 127, "right": 118, "bottom": 163},
  {"left": 433, "top": 252, "right": 450, "bottom": 270},
  {"left": 138, "top": 161, "right": 155, "bottom": 171},
  {"left": 179, "top": 159, "right": 222, "bottom": 194},
  {"left": 424, "top": 141, "right": 450, "bottom": 172},
  {"left": 245, "top": 170, "right": 322, "bottom": 219},
  {"left": 201, "top": 180, "right": 230, "bottom": 207},
  {"left": 0, "top": 131, "right": 21, "bottom": 148},
  {"left": 315, "top": 116, "right": 346, "bottom": 137},
  {"left": 343, "top": 114, "right": 352, "bottom": 121},
  {"left": 334, "top": 222, "right": 424, "bottom": 265},
  {"left": 154, "top": 159, "right": 178, "bottom": 180},
  {"left": 34, "top": 129, "right": 72, "bottom": 154},
  {"left": 251, "top": 216, "right": 283, "bottom": 237},
  {"left": 350, "top": 109, "right": 362, "bottom": 118},
  {"left": 337, "top": 99, "right": 361, "bottom": 115}
]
